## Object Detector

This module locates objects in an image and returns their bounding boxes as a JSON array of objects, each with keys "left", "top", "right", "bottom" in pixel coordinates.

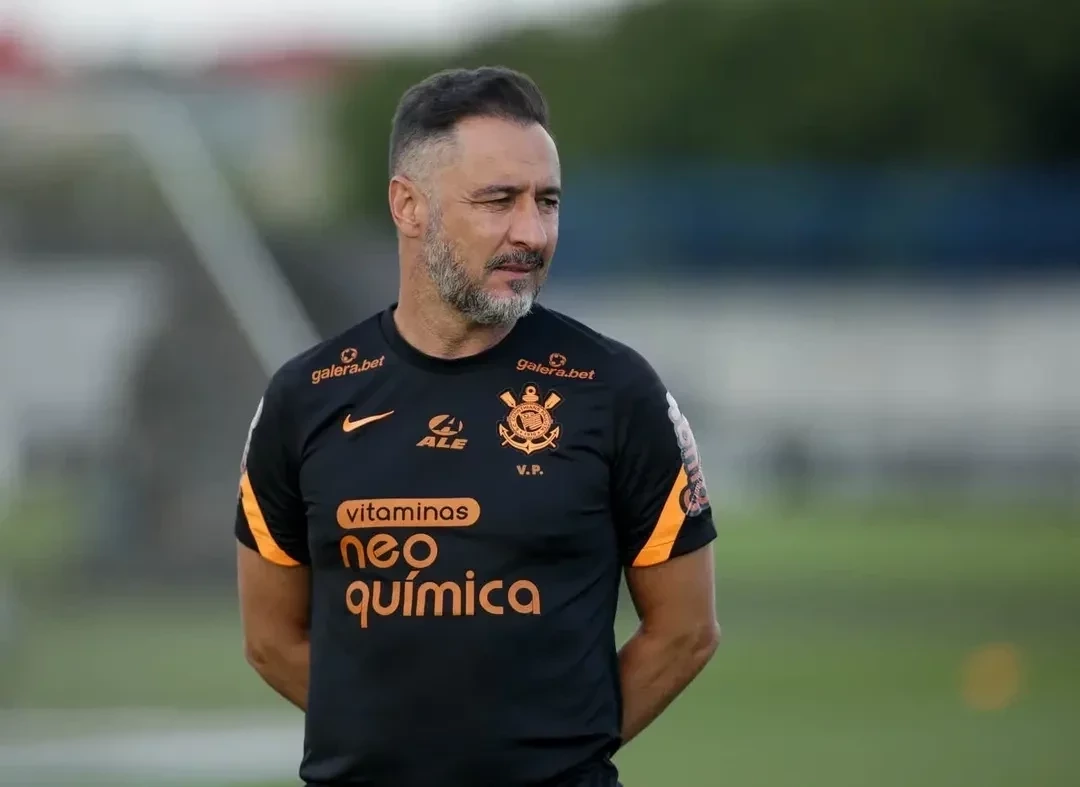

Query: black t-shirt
[{"left": 236, "top": 304, "right": 716, "bottom": 787}]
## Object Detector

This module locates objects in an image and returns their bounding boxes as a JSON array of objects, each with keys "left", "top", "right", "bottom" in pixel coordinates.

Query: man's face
[{"left": 422, "top": 115, "right": 561, "bottom": 325}]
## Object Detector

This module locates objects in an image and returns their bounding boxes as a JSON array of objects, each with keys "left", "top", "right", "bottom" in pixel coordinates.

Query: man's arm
[
  {"left": 233, "top": 377, "right": 312, "bottom": 710},
  {"left": 609, "top": 356, "right": 720, "bottom": 746},
  {"left": 618, "top": 546, "right": 719, "bottom": 745},
  {"left": 237, "top": 543, "right": 311, "bottom": 711}
]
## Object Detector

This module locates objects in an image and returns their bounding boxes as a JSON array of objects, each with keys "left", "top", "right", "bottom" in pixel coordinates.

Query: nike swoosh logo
[{"left": 343, "top": 411, "right": 394, "bottom": 433}]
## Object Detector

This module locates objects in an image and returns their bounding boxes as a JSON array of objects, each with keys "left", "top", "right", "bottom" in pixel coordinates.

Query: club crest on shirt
[
  {"left": 498, "top": 383, "right": 562, "bottom": 455},
  {"left": 666, "top": 392, "right": 711, "bottom": 516}
]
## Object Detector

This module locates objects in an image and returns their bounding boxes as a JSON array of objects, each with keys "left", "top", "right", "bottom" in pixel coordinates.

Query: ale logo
[{"left": 417, "top": 414, "right": 468, "bottom": 451}]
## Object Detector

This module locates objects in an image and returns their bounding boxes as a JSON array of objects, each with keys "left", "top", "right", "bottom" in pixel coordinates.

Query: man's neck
[{"left": 393, "top": 292, "right": 515, "bottom": 361}]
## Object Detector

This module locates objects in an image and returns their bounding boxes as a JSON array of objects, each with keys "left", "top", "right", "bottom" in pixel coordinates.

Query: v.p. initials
[{"left": 517, "top": 464, "right": 544, "bottom": 477}]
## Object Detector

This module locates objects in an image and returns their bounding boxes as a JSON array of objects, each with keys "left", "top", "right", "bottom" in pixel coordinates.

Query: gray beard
[{"left": 422, "top": 233, "right": 541, "bottom": 326}]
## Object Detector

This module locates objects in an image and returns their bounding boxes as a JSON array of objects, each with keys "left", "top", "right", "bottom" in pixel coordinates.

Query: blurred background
[{"left": 0, "top": 0, "right": 1078, "bottom": 785}]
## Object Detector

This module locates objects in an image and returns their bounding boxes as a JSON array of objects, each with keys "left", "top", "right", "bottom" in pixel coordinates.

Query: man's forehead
[{"left": 447, "top": 116, "right": 560, "bottom": 188}]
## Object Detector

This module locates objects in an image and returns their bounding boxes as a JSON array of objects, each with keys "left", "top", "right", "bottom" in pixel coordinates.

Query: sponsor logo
[
  {"left": 515, "top": 357, "right": 595, "bottom": 380},
  {"left": 342, "top": 410, "right": 394, "bottom": 433},
  {"left": 417, "top": 414, "right": 468, "bottom": 451},
  {"left": 336, "top": 497, "right": 540, "bottom": 628},
  {"left": 239, "top": 396, "right": 264, "bottom": 476},
  {"left": 498, "top": 383, "right": 562, "bottom": 455},
  {"left": 666, "top": 392, "right": 710, "bottom": 516},
  {"left": 311, "top": 352, "right": 385, "bottom": 385},
  {"left": 336, "top": 498, "right": 481, "bottom": 528}
]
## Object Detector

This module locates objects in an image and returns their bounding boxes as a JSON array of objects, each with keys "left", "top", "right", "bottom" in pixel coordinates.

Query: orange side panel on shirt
[
  {"left": 240, "top": 472, "right": 300, "bottom": 567},
  {"left": 632, "top": 466, "right": 689, "bottom": 567}
]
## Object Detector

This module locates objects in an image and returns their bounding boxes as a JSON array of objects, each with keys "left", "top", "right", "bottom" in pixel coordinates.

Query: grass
[
  {"left": 3, "top": 499, "right": 1078, "bottom": 786},
  {"left": 3, "top": 597, "right": 272, "bottom": 710}
]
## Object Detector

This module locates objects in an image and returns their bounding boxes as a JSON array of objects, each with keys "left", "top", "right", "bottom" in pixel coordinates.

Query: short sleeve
[
  {"left": 234, "top": 373, "right": 310, "bottom": 566},
  {"left": 611, "top": 361, "right": 716, "bottom": 568}
]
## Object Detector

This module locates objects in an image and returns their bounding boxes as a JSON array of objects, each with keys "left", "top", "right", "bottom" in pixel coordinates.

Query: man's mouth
[{"left": 496, "top": 262, "right": 537, "bottom": 273}]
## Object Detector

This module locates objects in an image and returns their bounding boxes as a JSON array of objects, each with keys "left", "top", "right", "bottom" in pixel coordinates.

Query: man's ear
[{"left": 389, "top": 175, "right": 426, "bottom": 239}]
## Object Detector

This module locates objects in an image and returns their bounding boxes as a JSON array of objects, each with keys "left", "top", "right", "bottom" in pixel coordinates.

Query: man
[{"left": 236, "top": 66, "right": 719, "bottom": 787}]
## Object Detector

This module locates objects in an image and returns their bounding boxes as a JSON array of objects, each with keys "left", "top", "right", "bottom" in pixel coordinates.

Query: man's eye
[{"left": 540, "top": 198, "right": 560, "bottom": 209}]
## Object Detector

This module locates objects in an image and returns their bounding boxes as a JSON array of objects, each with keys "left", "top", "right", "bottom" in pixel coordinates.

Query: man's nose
[{"left": 508, "top": 199, "right": 548, "bottom": 250}]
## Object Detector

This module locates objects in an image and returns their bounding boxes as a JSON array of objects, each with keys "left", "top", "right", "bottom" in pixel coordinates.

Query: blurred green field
[{"left": 3, "top": 500, "right": 1079, "bottom": 786}]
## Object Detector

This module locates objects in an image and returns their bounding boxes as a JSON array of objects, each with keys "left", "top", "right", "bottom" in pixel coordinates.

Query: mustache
[{"left": 486, "top": 251, "right": 545, "bottom": 271}]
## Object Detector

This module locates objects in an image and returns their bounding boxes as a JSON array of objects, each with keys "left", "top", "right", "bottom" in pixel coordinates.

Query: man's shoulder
[
  {"left": 523, "top": 305, "right": 659, "bottom": 386},
  {"left": 266, "top": 309, "right": 389, "bottom": 397}
]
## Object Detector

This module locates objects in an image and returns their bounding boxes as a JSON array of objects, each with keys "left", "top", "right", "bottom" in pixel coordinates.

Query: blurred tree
[{"left": 329, "top": 0, "right": 1080, "bottom": 223}]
